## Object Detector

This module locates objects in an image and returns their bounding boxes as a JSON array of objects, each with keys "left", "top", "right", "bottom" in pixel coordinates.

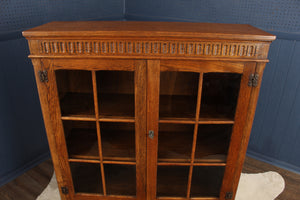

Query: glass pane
[
  {"left": 195, "top": 125, "right": 232, "bottom": 163},
  {"left": 97, "top": 71, "right": 134, "bottom": 118},
  {"left": 63, "top": 121, "right": 99, "bottom": 160},
  {"left": 158, "top": 124, "right": 194, "bottom": 162},
  {"left": 190, "top": 166, "right": 225, "bottom": 197},
  {"left": 200, "top": 73, "right": 241, "bottom": 120},
  {"left": 160, "top": 72, "right": 199, "bottom": 119},
  {"left": 105, "top": 164, "right": 136, "bottom": 196},
  {"left": 157, "top": 166, "right": 189, "bottom": 197},
  {"left": 101, "top": 122, "right": 135, "bottom": 161},
  {"left": 70, "top": 162, "right": 103, "bottom": 194},
  {"left": 56, "top": 70, "right": 94, "bottom": 117}
]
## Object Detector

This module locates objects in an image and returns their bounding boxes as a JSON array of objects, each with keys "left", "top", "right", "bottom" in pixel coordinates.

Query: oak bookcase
[{"left": 23, "top": 21, "right": 275, "bottom": 200}]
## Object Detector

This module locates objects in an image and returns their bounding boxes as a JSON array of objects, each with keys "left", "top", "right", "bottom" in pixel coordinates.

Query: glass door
[
  {"left": 147, "top": 60, "right": 253, "bottom": 199},
  {"left": 54, "top": 60, "right": 146, "bottom": 199}
]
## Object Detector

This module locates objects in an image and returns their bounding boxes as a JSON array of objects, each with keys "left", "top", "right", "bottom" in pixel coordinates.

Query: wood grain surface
[{"left": 23, "top": 21, "right": 275, "bottom": 41}]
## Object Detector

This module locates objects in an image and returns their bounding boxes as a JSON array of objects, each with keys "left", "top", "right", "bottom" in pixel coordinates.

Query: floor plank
[
  {"left": 0, "top": 156, "right": 299, "bottom": 200},
  {"left": 0, "top": 160, "right": 53, "bottom": 200}
]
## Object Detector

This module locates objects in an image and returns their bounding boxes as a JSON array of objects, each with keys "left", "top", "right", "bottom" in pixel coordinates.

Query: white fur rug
[{"left": 37, "top": 171, "right": 284, "bottom": 200}]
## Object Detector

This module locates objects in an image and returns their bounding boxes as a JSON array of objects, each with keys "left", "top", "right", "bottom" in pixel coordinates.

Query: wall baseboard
[
  {"left": 247, "top": 150, "right": 300, "bottom": 175},
  {"left": 0, "top": 151, "right": 51, "bottom": 187}
]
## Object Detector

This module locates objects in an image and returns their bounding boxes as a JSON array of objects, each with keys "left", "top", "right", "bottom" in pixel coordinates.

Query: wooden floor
[
  {"left": 0, "top": 156, "right": 299, "bottom": 200},
  {"left": 243, "top": 157, "right": 300, "bottom": 200}
]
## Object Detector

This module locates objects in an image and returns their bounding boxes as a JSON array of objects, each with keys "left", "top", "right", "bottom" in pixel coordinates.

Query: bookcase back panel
[
  {"left": 70, "top": 162, "right": 103, "bottom": 194},
  {"left": 56, "top": 70, "right": 95, "bottom": 117},
  {"left": 200, "top": 73, "right": 242, "bottom": 121},
  {"left": 159, "top": 71, "right": 199, "bottom": 119},
  {"left": 97, "top": 71, "right": 135, "bottom": 118}
]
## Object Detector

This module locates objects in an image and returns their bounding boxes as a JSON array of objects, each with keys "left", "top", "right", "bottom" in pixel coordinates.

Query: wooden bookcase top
[{"left": 23, "top": 21, "right": 275, "bottom": 41}]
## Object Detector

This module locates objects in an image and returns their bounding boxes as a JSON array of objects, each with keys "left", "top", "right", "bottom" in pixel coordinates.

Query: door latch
[{"left": 149, "top": 130, "right": 154, "bottom": 139}]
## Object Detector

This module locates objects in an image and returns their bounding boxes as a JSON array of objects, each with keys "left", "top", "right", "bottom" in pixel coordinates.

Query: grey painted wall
[
  {"left": 248, "top": 39, "right": 300, "bottom": 172},
  {"left": 125, "top": 0, "right": 300, "bottom": 173},
  {"left": 0, "top": 38, "right": 47, "bottom": 184},
  {"left": 0, "top": 0, "right": 124, "bottom": 186},
  {"left": 125, "top": 0, "right": 299, "bottom": 32}
]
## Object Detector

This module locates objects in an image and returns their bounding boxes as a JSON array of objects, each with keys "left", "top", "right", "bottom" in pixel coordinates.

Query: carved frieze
[{"left": 33, "top": 40, "right": 267, "bottom": 59}]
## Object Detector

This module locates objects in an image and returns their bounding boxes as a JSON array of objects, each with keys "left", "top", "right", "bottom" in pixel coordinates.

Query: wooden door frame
[
  {"left": 36, "top": 58, "right": 148, "bottom": 200},
  {"left": 134, "top": 60, "right": 147, "bottom": 200},
  {"left": 220, "top": 62, "right": 257, "bottom": 200},
  {"left": 146, "top": 60, "right": 257, "bottom": 200},
  {"left": 33, "top": 58, "right": 74, "bottom": 200},
  {"left": 146, "top": 60, "right": 161, "bottom": 200}
]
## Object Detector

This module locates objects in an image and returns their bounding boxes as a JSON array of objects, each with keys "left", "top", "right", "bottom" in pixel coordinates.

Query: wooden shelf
[
  {"left": 198, "top": 118, "right": 234, "bottom": 124},
  {"left": 66, "top": 129, "right": 99, "bottom": 160},
  {"left": 157, "top": 162, "right": 226, "bottom": 166},
  {"left": 159, "top": 95, "right": 197, "bottom": 119},
  {"left": 61, "top": 115, "right": 135, "bottom": 123},
  {"left": 99, "top": 116, "right": 135, "bottom": 123},
  {"left": 199, "top": 105, "right": 236, "bottom": 123},
  {"left": 159, "top": 107, "right": 235, "bottom": 125},
  {"left": 65, "top": 124, "right": 135, "bottom": 162},
  {"left": 159, "top": 117, "right": 234, "bottom": 125},
  {"left": 157, "top": 124, "right": 231, "bottom": 164},
  {"left": 69, "top": 159, "right": 100, "bottom": 164},
  {"left": 61, "top": 116, "right": 96, "bottom": 121},
  {"left": 157, "top": 166, "right": 189, "bottom": 197},
  {"left": 61, "top": 115, "right": 233, "bottom": 125},
  {"left": 102, "top": 130, "right": 136, "bottom": 161},
  {"left": 158, "top": 124, "right": 194, "bottom": 162},
  {"left": 60, "top": 93, "right": 136, "bottom": 120},
  {"left": 194, "top": 125, "right": 232, "bottom": 163},
  {"left": 159, "top": 118, "right": 196, "bottom": 124},
  {"left": 104, "top": 164, "right": 136, "bottom": 196},
  {"left": 60, "top": 92, "right": 95, "bottom": 118},
  {"left": 158, "top": 131, "right": 193, "bottom": 162}
]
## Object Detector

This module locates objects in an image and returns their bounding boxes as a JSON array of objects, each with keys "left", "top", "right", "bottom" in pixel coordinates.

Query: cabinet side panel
[
  {"left": 31, "top": 58, "right": 74, "bottom": 200},
  {"left": 220, "top": 62, "right": 256, "bottom": 200},
  {"left": 135, "top": 60, "right": 147, "bottom": 199}
]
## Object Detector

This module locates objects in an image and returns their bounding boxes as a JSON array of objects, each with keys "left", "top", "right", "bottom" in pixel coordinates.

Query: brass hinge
[
  {"left": 225, "top": 191, "right": 233, "bottom": 199},
  {"left": 61, "top": 186, "right": 69, "bottom": 194},
  {"left": 248, "top": 73, "right": 259, "bottom": 87},
  {"left": 38, "top": 70, "right": 48, "bottom": 82}
]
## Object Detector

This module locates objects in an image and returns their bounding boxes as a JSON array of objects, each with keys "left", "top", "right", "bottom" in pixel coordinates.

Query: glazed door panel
[
  {"left": 147, "top": 60, "right": 255, "bottom": 200},
  {"left": 51, "top": 59, "right": 147, "bottom": 200}
]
